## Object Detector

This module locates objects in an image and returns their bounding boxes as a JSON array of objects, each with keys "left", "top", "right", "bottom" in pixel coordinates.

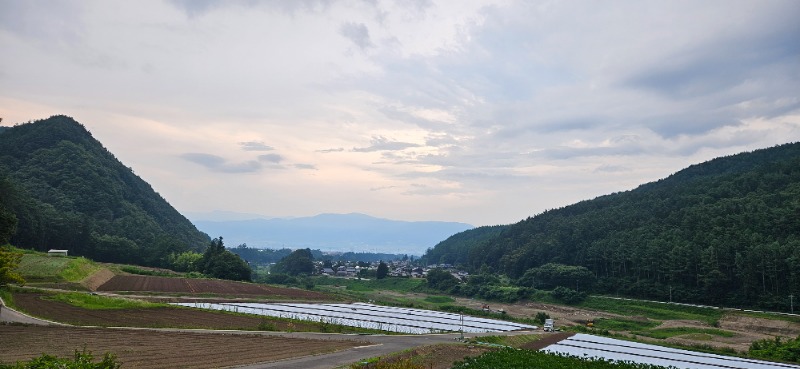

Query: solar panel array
[
  {"left": 174, "top": 302, "right": 537, "bottom": 334},
  {"left": 543, "top": 333, "right": 800, "bottom": 369}
]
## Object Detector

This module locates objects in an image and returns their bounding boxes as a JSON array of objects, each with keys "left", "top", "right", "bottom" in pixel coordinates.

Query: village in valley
[{"left": 319, "top": 259, "right": 468, "bottom": 280}]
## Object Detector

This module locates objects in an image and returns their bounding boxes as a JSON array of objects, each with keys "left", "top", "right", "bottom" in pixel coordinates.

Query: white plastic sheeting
[
  {"left": 173, "top": 302, "right": 537, "bottom": 334},
  {"left": 543, "top": 333, "right": 800, "bottom": 369}
]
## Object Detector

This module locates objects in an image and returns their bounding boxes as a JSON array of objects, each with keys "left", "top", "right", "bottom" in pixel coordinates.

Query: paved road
[
  {"left": 0, "top": 297, "right": 63, "bottom": 326},
  {"left": 232, "top": 333, "right": 456, "bottom": 369},
  {"left": 231, "top": 331, "right": 533, "bottom": 369}
]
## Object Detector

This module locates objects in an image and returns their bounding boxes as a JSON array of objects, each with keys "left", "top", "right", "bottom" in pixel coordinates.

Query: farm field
[
  {"left": 7, "top": 252, "right": 800, "bottom": 368},
  {"left": 542, "top": 333, "right": 800, "bottom": 369},
  {"left": 97, "top": 274, "right": 331, "bottom": 300},
  {"left": 17, "top": 254, "right": 100, "bottom": 283},
  {"left": 177, "top": 302, "right": 537, "bottom": 334},
  {"left": 9, "top": 292, "right": 323, "bottom": 330},
  {"left": 0, "top": 325, "right": 365, "bottom": 369}
]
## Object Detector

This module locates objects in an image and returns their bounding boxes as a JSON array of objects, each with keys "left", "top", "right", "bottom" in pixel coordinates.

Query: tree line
[
  {"left": 423, "top": 143, "right": 800, "bottom": 311},
  {"left": 0, "top": 116, "right": 250, "bottom": 281}
]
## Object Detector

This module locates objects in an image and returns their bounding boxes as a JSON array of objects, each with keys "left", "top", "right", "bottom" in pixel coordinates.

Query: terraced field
[
  {"left": 0, "top": 325, "right": 365, "bottom": 369},
  {"left": 97, "top": 274, "right": 331, "bottom": 300}
]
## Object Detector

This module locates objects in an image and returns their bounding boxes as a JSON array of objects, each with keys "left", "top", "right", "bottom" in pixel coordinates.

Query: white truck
[{"left": 543, "top": 318, "right": 555, "bottom": 332}]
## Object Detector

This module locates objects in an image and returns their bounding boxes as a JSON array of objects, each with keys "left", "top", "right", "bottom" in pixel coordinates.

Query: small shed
[{"left": 48, "top": 249, "right": 68, "bottom": 257}]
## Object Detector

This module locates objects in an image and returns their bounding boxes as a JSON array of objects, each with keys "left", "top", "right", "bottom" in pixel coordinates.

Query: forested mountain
[
  {"left": 422, "top": 143, "right": 800, "bottom": 309},
  {"left": 421, "top": 225, "right": 508, "bottom": 266},
  {"left": 0, "top": 115, "right": 210, "bottom": 266}
]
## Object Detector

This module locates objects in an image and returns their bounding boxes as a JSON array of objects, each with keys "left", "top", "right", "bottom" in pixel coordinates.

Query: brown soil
[
  {"left": 519, "top": 332, "right": 576, "bottom": 350},
  {"left": 435, "top": 294, "right": 800, "bottom": 354},
  {"left": 0, "top": 325, "right": 364, "bottom": 369},
  {"left": 82, "top": 268, "right": 115, "bottom": 291},
  {"left": 12, "top": 293, "right": 320, "bottom": 331},
  {"left": 451, "top": 296, "right": 619, "bottom": 326},
  {"left": 97, "top": 275, "right": 330, "bottom": 300},
  {"left": 359, "top": 343, "right": 494, "bottom": 369},
  {"left": 718, "top": 314, "right": 800, "bottom": 337},
  {"left": 653, "top": 319, "right": 710, "bottom": 329}
]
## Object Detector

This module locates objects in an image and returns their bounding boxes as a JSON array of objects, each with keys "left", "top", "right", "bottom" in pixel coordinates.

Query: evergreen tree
[
  {"left": 199, "top": 237, "right": 251, "bottom": 281},
  {"left": 376, "top": 261, "right": 388, "bottom": 279}
]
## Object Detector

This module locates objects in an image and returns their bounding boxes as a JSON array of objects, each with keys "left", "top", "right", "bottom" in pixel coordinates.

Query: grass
[
  {"left": 451, "top": 348, "right": 675, "bottom": 369},
  {"left": 592, "top": 318, "right": 659, "bottom": 332},
  {"left": 569, "top": 325, "right": 745, "bottom": 358},
  {"left": 424, "top": 295, "right": 455, "bottom": 304},
  {"left": 469, "top": 334, "right": 541, "bottom": 348},
  {"left": 118, "top": 265, "right": 177, "bottom": 277},
  {"left": 632, "top": 327, "right": 736, "bottom": 340},
  {"left": 17, "top": 254, "right": 100, "bottom": 282},
  {"left": 44, "top": 291, "right": 166, "bottom": 310},
  {"left": 314, "top": 276, "right": 425, "bottom": 293},
  {"left": 736, "top": 310, "right": 800, "bottom": 324},
  {"left": 580, "top": 296, "right": 724, "bottom": 325},
  {"left": 347, "top": 343, "right": 494, "bottom": 369},
  {"left": 0, "top": 288, "right": 13, "bottom": 306}
]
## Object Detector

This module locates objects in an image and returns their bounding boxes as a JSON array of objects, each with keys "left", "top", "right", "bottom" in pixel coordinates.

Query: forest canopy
[
  {"left": 423, "top": 143, "right": 800, "bottom": 311},
  {"left": 0, "top": 116, "right": 210, "bottom": 269}
]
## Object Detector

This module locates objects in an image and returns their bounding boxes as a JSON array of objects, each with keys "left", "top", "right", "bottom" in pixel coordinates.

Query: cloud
[
  {"left": 3, "top": 0, "right": 800, "bottom": 226},
  {"left": 168, "top": 0, "right": 334, "bottom": 18},
  {"left": 352, "top": 136, "right": 420, "bottom": 152},
  {"left": 339, "top": 22, "right": 374, "bottom": 50},
  {"left": 239, "top": 141, "right": 274, "bottom": 151},
  {"left": 594, "top": 164, "right": 630, "bottom": 173},
  {"left": 294, "top": 163, "right": 317, "bottom": 170},
  {"left": 180, "top": 153, "right": 262, "bottom": 173},
  {"left": 624, "top": 21, "right": 800, "bottom": 102},
  {"left": 369, "top": 185, "right": 398, "bottom": 191},
  {"left": 258, "top": 153, "right": 283, "bottom": 163},
  {"left": 168, "top": 0, "right": 222, "bottom": 17}
]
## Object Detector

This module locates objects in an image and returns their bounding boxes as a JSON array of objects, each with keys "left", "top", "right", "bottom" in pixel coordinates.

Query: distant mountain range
[{"left": 191, "top": 212, "right": 474, "bottom": 255}]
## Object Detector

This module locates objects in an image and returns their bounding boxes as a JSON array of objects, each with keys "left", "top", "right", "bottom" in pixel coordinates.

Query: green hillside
[
  {"left": 423, "top": 143, "right": 800, "bottom": 310},
  {"left": 421, "top": 225, "right": 508, "bottom": 266},
  {"left": 0, "top": 115, "right": 210, "bottom": 266}
]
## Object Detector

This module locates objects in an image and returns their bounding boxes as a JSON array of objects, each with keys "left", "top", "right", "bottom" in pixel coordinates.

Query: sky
[{"left": 1, "top": 0, "right": 799, "bottom": 227}]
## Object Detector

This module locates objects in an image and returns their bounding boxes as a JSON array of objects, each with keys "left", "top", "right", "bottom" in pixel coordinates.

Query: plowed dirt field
[
  {"left": 12, "top": 293, "right": 320, "bottom": 331},
  {"left": 97, "top": 275, "right": 329, "bottom": 300},
  {"left": 0, "top": 325, "right": 364, "bottom": 368}
]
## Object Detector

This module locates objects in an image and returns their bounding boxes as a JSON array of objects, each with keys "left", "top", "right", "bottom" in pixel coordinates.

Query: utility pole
[
  {"left": 790, "top": 294, "right": 794, "bottom": 314},
  {"left": 459, "top": 313, "right": 464, "bottom": 341},
  {"left": 669, "top": 286, "right": 673, "bottom": 303}
]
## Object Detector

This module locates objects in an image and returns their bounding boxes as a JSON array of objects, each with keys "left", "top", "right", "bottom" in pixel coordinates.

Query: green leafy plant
[
  {"left": 749, "top": 335, "right": 800, "bottom": 363},
  {"left": 0, "top": 349, "right": 121, "bottom": 369},
  {"left": 451, "top": 348, "right": 673, "bottom": 369},
  {"left": 534, "top": 311, "right": 550, "bottom": 325}
]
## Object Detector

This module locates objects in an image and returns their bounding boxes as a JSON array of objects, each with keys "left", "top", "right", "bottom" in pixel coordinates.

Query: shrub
[
  {"left": 452, "top": 348, "right": 672, "bottom": 369},
  {"left": 257, "top": 318, "right": 276, "bottom": 331},
  {"left": 0, "top": 349, "right": 120, "bottom": 369},
  {"left": 535, "top": 311, "right": 551, "bottom": 325},
  {"left": 749, "top": 335, "right": 800, "bottom": 363},
  {"left": 552, "top": 286, "right": 586, "bottom": 304}
]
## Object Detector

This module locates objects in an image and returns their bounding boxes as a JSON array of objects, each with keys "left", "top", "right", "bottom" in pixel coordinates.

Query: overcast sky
[{"left": 1, "top": 0, "right": 799, "bottom": 226}]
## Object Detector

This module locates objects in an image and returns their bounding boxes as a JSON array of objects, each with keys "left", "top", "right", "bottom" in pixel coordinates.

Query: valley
[{"left": 2, "top": 251, "right": 799, "bottom": 368}]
